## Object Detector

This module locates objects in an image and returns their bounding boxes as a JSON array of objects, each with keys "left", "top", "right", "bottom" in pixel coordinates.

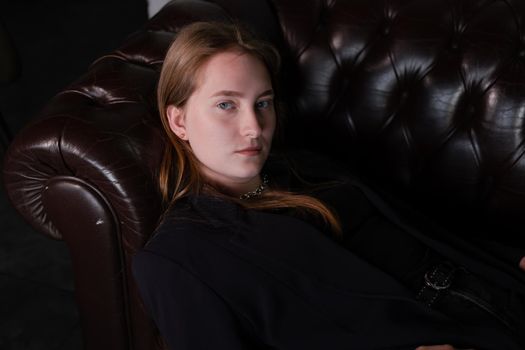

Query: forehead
[{"left": 194, "top": 50, "right": 271, "bottom": 91}]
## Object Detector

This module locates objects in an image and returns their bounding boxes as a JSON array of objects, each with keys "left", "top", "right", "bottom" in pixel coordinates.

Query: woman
[{"left": 132, "top": 22, "right": 525, "bottom": 350}]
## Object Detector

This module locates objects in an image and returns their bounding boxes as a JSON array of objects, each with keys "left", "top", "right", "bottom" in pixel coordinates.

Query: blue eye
[
  {"left": 256, "top": 100, "right": 272, "bottom": 109},
  {"left": 217, "top": 102, "right": 234, "bottom": 110}
]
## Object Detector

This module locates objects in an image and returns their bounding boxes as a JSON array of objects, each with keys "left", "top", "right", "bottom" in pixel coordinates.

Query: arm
[
  {"left": 520, "top": 257, "right": 525, "bottom": 272},
  {"left": 132, "top": 250, "right": 263, "bottom": 350}
]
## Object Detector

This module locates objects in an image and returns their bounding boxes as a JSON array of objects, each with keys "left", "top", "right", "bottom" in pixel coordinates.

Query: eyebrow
[{"left": 210, "top": 89, "right": 274, "bottom": 98}]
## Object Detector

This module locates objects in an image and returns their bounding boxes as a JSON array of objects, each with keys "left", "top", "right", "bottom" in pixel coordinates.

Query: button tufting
[{"left": 382, "top": 24, "right": 391, "bottom": 36}]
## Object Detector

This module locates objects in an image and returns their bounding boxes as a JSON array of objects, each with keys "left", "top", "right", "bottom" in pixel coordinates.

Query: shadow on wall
[{"left": 0, "top": 0, "right": 148, "bottom": 143}]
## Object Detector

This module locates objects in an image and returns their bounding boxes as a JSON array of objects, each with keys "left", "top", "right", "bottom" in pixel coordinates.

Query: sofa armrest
[{"left": 3, "top": 58, "right": 164, "bottom": 348}]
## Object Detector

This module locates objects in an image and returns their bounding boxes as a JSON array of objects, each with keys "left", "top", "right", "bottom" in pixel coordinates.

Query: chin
[
  {"left": 231, "top": 167, "right": 263, "bottom": 181},
  {"left": 235, "top": 171, "right": 261, "bottom": 181}
]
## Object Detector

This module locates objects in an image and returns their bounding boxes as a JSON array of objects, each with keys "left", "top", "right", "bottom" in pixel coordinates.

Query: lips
[{"left": 236, "top": 146, "right": 262, "bottom": 156}]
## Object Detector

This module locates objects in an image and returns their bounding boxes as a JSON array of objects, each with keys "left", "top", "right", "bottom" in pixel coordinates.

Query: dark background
[{"left": 1, "top": 1, "right": 148, "bottom": 348}]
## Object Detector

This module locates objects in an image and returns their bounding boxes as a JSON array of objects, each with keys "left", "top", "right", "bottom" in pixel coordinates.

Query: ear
[{"left": 166, "top": 105, "right": 188, "bottom": 140}]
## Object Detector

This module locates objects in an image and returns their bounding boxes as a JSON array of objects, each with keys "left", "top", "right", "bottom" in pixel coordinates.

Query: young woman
[{"left": 132, "top": 22, "right": 525, "bottom": 350}]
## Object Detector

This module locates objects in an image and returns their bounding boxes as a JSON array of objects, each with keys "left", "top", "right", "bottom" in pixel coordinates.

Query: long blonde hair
[{"left": 157, "top": 22, "right": 342, "bottom": 236}]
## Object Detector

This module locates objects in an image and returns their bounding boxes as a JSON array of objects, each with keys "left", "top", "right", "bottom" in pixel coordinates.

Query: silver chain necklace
[{"left": 239, "top": 174, "right": 269, "bottom": 200}]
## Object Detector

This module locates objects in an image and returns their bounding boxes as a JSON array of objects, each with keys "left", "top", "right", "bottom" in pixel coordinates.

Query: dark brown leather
[{"left": 3, "top": 0, "right": 525, "bottom": 349}]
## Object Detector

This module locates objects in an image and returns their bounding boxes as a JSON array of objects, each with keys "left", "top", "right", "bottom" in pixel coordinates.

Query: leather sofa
[{"left": 3, "top": 0, "right": 525, "bottom": 349}]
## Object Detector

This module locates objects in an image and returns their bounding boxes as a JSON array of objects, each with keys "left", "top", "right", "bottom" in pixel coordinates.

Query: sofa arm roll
[{"left": 3, "top": 53, "right": 165, "bottom": 350}]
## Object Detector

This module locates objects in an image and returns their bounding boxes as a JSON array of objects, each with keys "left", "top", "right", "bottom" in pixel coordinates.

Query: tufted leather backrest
[
  {"left": 3, "top": 1, "right": 525, "bottom": 349},
  {"left": 273, "top": 0, "right": 525, "bottom": 240}
]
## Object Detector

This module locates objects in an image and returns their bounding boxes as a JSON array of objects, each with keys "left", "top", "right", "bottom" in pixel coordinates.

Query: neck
[{"left": 206, "top": 175, "right": 263, "bottom": 198}]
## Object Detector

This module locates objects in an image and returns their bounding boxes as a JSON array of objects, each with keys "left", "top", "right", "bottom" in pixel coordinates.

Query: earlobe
[{"left": 166, "top": 105, "right": 188, "bottom": 140}]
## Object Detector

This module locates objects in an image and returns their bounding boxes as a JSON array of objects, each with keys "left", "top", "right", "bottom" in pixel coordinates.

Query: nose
[{"left": 240, "top": 107, "right": 262, "bottom": 138}]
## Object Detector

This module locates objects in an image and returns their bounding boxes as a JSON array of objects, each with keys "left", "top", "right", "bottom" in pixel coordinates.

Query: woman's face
[{"left": 167, "top": 50, "right": 276, "bottom": 193}]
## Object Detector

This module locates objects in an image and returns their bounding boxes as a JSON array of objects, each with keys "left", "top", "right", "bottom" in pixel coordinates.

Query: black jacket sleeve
[{"left": 132, "top": 250, "right": 266, "bottom": 350}]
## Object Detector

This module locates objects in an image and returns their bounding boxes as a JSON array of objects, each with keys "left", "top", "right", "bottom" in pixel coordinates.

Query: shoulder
[
  {"left": 149, "top": 197, "right": 208, "bottom": 245},
  {"left": 136, "top": 194, "right": 245, "bottom": 266}
]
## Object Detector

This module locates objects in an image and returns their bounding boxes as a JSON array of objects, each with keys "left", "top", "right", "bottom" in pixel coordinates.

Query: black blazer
[{"left": 132, "top": 172, "right": 525, "bottom": 350}]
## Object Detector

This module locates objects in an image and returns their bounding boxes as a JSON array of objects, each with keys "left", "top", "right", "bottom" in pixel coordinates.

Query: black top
[{"left": 132, "top": 158, "right": 525, "bottom": 350}]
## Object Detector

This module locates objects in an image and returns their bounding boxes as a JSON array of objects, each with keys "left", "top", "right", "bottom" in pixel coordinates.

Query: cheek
[
  {"left": 204, "top": 121, "right": 237, "bottom": 146},
  {"left": 265, "top": 113, "right": 277, "bottom": 140},
  {"left": 185, "top": 106, "right": 218, "bottom": 140},
  {"left": 187, "top": 117, "right": 234, "bottom": 152}
]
